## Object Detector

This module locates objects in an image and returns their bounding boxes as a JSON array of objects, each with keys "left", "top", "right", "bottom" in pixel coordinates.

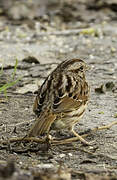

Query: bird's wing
[
  {"left": 33, "top": 75, "right": 52, "bottom": 116},
  {"left": 52, "top": 77, "right": 89, "bottom": 113}
]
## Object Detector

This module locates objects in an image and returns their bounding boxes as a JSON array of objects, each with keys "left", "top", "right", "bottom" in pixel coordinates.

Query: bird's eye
[{"left": 79, "top": 66, "right": 83, "bottom": 71}]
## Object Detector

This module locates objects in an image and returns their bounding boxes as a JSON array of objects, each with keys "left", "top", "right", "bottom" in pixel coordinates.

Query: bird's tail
[{"left": 27, "top": 111, "right": 56, "bottom": 137}]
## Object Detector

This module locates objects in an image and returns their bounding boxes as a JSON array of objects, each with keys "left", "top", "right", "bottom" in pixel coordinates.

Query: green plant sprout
[{"left": 0, "top": 59, "right": 21, "bottom": 96}]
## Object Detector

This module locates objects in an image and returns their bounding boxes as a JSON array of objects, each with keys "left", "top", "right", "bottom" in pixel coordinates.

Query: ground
[{"left": 0, "top": 0, "right": 117, "bottom": 179}]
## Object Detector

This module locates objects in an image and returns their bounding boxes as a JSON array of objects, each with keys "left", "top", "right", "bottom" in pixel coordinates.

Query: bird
[{"left": 27, "top": 58, "right": 90, "bottom": 145}]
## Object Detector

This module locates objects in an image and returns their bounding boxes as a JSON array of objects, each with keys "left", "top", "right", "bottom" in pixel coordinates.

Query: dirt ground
[{"left": 0, "top": 0, "right": 117, "bottom": 179}]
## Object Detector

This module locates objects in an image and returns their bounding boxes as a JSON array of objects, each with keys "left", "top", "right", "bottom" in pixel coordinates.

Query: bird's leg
[
  {"left": 56, "top": 125, "right": 91, "bottom": 145},
  {"left": 71, "top": 129, "right": 91, "bottom": 145}
]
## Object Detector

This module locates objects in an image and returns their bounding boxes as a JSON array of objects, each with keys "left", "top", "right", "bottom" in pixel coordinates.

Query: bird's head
[{"left": 61, "top": 59, "right": 88, "bottom": 76}]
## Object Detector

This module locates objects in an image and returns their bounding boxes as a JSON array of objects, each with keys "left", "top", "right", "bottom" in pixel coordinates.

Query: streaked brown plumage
[{"left": 27, "top": 59, "right": 90, "bottom": 144}]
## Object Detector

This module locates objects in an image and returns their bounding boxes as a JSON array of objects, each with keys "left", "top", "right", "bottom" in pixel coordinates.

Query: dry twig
[{"left": 0, "top": 121, "right": 117, "bottom": 146}]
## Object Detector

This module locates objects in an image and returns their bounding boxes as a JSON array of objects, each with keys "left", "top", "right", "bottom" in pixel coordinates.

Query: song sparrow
[{"left": 27, "top": 59, "right": 90, "bottom": 145}]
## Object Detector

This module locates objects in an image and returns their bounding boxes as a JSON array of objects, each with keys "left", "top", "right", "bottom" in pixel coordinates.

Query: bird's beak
[{"left": 86, "top": 65, "right": 90, "bottom": 71}]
